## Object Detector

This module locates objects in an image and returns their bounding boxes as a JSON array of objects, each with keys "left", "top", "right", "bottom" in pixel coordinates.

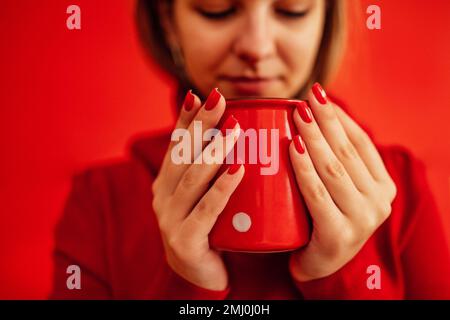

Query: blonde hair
[{"left": 136, "top": 0, "right": 347, "bottom": 102}]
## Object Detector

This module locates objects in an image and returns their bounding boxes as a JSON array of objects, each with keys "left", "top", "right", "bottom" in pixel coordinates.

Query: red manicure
[
  {"left": 205, "top": 88, "right": 222, "bottom": 111},
  {"left": 228, "top": 163, "right": 242, "bottom": 175},
  {"left": 312, "top": 82, "right": 327, "bottom": 105},
  {"left": 183, "top": 90, "right": 195, "bottom": 112},
  {"left": 296, "top": 101, "right": 313, "bottom": 123},
  {"left": 293, "top": 135, "right": 305, "bottom": 154},
  {"left": 220, "top": 115, "right": 238, "bottom": 136}
]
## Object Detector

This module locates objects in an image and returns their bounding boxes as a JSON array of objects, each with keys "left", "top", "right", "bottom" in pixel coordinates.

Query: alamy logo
[
  {"left": 66, "top": 265, "right": 81, "bottom": 290},
  {"left": 366, "top": 265, "right": 381, "bottom": 290},
  {"left": 366, "top": 5, "right": 381, "bottom": 30},
  {"left": 66, "top": 5, "right": 81, "bottom": 30},
  {"left": 171, "top": 121, "right": 280, "bottom": 176}
]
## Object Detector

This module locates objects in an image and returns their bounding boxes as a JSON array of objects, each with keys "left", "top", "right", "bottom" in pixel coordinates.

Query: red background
[{"left": 0, "top": 0, "right": 449, "bottom": 299}]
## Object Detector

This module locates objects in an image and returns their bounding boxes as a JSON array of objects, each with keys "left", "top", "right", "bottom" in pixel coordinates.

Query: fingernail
[
  {"left": 294, "top": 135, "right": 305, "bottom": 154},
  {"left": 296, "top": 101, "right": 313, "bottom": 123},
  {"left": 227, "top": 163, "right": 242, "bottom": 175},
  {"left": 312, "top": 82, "right": 327, "bottom": 105},
  {"left": 183, "top": 90, "right": 195, "bottom": 112},
  {"left": 205, "top": 88, "right": 222, "bottom": 111},
  {"left": 220, "top": 115, "right": 238, "bottom": 136}
]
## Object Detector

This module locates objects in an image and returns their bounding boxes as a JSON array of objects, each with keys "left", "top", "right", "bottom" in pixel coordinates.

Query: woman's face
[{"left": 166, "top": 0, "right": 326, "bottom": 99}]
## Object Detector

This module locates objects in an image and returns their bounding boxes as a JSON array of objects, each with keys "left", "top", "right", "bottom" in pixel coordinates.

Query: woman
[{"left": 51, "top": 0, "right": 450, "bottom": 299}]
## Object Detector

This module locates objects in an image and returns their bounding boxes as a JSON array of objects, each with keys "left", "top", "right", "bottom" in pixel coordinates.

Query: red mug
[{"left": 209, "top": 98, "right": 311, "bottom": 252}]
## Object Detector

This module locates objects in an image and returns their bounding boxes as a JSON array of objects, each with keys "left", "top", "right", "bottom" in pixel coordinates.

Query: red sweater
[{"left": 50, "top": 129, "right": 450, "bottom": 300}]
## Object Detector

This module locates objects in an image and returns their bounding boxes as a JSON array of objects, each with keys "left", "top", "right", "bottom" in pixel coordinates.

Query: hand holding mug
[
  {"left": 152, "top": 89, "right": 243, "bottom": 291},
  {"left": 289, "top": 84, "right": 398, "bottom": 282}
]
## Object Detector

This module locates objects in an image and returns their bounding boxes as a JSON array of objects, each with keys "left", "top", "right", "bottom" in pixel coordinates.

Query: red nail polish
[
  {"left": 228, "top": 163, "right": 242, "bottom": 175},
  {"left": 183, "top": 90, "right": 195, "bottom": 112},
  {"left": 294, "top": 135, "right": 305, "bottom": 154},
  {"left": 296, "top": 101, "right": 313, "bottom": 123},
  {"left": 312, "top": 82, "right": 327, "bottom": 105},
  {"left": 205, "top": 88, "right": 222, "bottom": 111},
  {"left": 220, "top": 115, "right": 238, "bottom": 136}
]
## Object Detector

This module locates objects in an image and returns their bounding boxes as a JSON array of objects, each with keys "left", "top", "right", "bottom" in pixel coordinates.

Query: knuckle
[
  {"left": 325, "top": 226, "right": 356, "bottom": 257},
  {"left": 361, "top": 214, "right": 379, "bottom": 235},
  {"left": 166, "top": 235, "right": 181, "bottom": 253},
  {"left": 213, "top": 178, "right": 230, "bottom": 195},
  {"left": 354, "top": 131, "right": 371, "bottom": 149},
  {"left": 195, "top": 199, "right": 220, "bottom": 222},
  {"left": 325, "top": 159, "right": 346, "bottom": 179},
  {"left": 157, "top": 215, "right": 171, "bottom": 234},
  {"left": 305, "top": 183, "right": 329, "bottom": 202},
  {"left": 196, "top": 199, "right": 210, "bottom": 214},
  {"left": 377, "top": 201, "right": 392, "bottom": 220},
  {"left": 340, "top": 226, "right": 356, "bottom": 245},
  {"left": 386, "top": 180, "right": 398, "bottom": 201},
  {"left": 355, "top": 200, "right": 383, "bottom": 234},
  {"left": 151, "top": 177, "right": 160, "bottom": 195},
  {"left": 152, "top": 195, "right": 162, "bottom": 212},
  {"left": 181, "top": 170, "right": 198, "bottom": 189},
  {"left": 336, "top": 141, "right": 359, "bottom": 161}
]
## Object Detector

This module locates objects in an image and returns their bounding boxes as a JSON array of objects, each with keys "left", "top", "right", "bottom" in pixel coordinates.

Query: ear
[{"left": 158, "top": 1, "right": 179, "bottom": 48}]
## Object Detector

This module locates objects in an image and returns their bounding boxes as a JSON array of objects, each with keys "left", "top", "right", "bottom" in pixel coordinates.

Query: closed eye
[
  {"left": 196, "top": 7, "right": 308, "bottom": 20},
  {"left": 276, "top": 9, "right": 309, "bottom": 18},
  {"left": 197, "top": 7, "right": 236, "bottom": 20}
]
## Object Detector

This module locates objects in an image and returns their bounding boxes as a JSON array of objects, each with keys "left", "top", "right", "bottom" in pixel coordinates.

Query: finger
[
  {"left": 292, "top": 105, "right": 365, "bottom": 215},
  {"left": 176, "top": 90, "right": 203, "bottom": 129},
  {"left": 289, "top": 135, "right": 343, "bottom": 231},
  {"left": 333, "top": 103, "right": 393, "bottom": 185},
  {"left": 182, "top": 163, "right": 245, "bottom": 242},
  {"left": 156, "top": 90, "right": 202, "bottom": 189},
  {"left": 170, "top": 122, "right": 241, "bottom": 221},
  {"left": 165, "top": 90, "right": 203, "bottom": 154},
  {"left": 180, "top": 88, "right": 227, "bottom": 164},
  {"left": 306, "top": 87, "right": 376, "bottom": 195},
  {"left": 160, "top": 88, "right": 227, "bottom": 196}
]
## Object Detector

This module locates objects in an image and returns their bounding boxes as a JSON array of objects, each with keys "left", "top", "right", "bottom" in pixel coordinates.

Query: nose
[{"left": 233, "top": 10, "right": 276, "bottom": 65}]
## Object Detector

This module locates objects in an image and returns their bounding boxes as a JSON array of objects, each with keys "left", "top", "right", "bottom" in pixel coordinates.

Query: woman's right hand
[{"left": 151, "top": 88, "right": 244, "bottom": 291}]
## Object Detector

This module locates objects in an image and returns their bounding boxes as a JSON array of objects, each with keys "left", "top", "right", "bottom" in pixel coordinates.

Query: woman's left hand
[{"left": 288, "top": 83, "right": 397, "bottom": 282}]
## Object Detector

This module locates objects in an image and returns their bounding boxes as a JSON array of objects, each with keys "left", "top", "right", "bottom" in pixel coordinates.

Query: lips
[
  {"left": 222, "top": 75, "right": 275, "bottom": 81},
  {"left": 220, "top": 75, "right": 280, "bottom": 95}
]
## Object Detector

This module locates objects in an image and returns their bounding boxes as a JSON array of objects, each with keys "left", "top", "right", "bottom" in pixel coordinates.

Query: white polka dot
[{"left": 232, "top": 212, "right": 252, "bottom": 232}]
